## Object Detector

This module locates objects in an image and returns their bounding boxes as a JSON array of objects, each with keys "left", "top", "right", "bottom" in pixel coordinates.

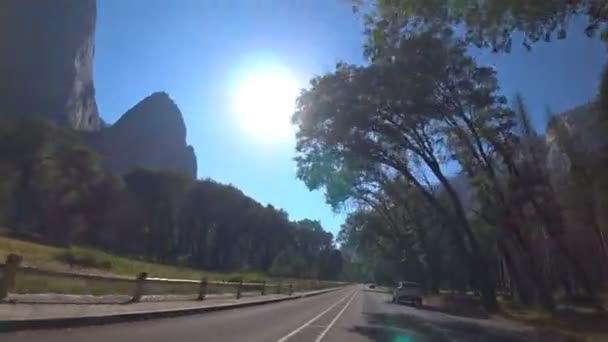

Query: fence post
[
  {"left": 289, "top": 283, "right": 293, "bottom": 296},
  {"left": 276, "top": 282, "right": 281, "bottom": 295},
  {"left": 236, "top": 280, "right": 243, "bottom": 299},
  {"left": 198, "top": 278, "right": 207, "bottom": 300},
  {"left": 130, "top": 272, "right": 147, "bottom": 303},
  {"left": 261, "top": 281, "right": 266, "bottom": 296},
  {"left": 0, "top": 254, "right": 22, "bottom": 301}
]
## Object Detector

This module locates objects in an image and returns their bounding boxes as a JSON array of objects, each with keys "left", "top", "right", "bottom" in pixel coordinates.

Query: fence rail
[{"left": 0, "top": 253, "right": 305, "bottom": 303}]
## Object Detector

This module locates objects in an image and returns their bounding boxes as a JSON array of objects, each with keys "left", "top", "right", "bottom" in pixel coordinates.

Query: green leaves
[
  {"left": 358, "top": 0, "right": 602, "bottom": 52},
  {"left": 0, "top": 118, "right": 109, "bottom": 239},
  {"left": 293, "top": 29, "right": 509, "bottom": 213}
]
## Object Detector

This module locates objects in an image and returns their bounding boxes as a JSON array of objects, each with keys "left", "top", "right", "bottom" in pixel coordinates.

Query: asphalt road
[{"left": 1, "top": 285, "right": 568, "bottom": 342}]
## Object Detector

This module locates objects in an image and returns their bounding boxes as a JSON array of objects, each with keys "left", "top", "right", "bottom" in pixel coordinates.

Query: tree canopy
[
  {"left": 355, "top": 0, "right": 608, "bottom": 53},
  {"left": 293, "top": 19, "right": 608, "bottom": 310}
]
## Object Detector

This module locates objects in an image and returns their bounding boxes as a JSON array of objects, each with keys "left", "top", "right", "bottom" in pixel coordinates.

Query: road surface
[{"left": 1, "top": 285, "right": 566, "bottom": 341}]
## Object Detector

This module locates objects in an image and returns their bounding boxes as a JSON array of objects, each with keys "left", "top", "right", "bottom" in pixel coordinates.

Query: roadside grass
[
  {"left": 13, "top": 273, "right": 232, "bottom": 296},
  {"left": 0, "top": 235, "right": 267, "bottom": 280},
  {"left": 423, "top": 291, "right": 606, "bottom": 341},
  {"left": 15, "top": 274, "right": 137, "bottom": 296},
  {"left": 498, "top": 300, "right": 607, "bottom": 342},
  {"left": 0, "top": 235, "right": 342, "bottom": 295},
  {"left": 423, "top": 293, "right": 491, "bottom": 319}
]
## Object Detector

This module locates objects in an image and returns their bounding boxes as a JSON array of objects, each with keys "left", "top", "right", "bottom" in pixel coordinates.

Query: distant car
[
  {"left": 392, "top": 281, "right": 422, "bottom": 306},
  {"left": 368, "top": 283, "right": 376, "bottom": 289}
]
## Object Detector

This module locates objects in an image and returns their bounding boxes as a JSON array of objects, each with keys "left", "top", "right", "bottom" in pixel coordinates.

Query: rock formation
[
  {"left": 0, "top": 0, "right": 100, "bottom": 130},
  {"left": 0, "top": 0, "right": 198, "bottom": 177},
  {"left": 546, "top": 101, "right": 604, "bottom": 177},
  {"left": 86, "top": 93, "right": 197, "bottom": 178}
]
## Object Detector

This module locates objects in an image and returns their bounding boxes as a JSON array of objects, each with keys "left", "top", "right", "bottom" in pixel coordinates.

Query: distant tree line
[{"left": 0, "top": 117, "right": 343, "bottom": 279}]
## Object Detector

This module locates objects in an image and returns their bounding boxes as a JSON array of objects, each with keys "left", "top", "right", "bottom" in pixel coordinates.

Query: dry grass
[
  {"left": 425, "top": 291, "right": 606, "bottom": 341},
  {"left": 0, "top": 236, "right": 266, "bottom": 281},
  {"left": 0, "top": 235, "right": 343, "bottom": 295},
  {"left": 499, "top": 302, "right": 608, "bottom": 342}
]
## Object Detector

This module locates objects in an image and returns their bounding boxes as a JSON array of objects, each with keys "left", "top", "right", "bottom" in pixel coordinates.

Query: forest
[
  {"left": 0, "top": 117, "right": 343, "bottom": 280},
  {"left": 293, "top": 0, "right": 608, "bottom": 311}
]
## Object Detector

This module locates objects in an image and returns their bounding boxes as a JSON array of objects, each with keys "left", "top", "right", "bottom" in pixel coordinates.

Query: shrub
[
  {"left": 54, "top": 247, "right": 113, "bottom": 270},
  {"left": 227, "top": 275, "right": 243, "bottom": 283}
]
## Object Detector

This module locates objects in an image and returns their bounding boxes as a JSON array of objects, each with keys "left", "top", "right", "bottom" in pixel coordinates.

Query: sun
[{"left": 232, "top": 65, "right": 300, "bottom": 143}]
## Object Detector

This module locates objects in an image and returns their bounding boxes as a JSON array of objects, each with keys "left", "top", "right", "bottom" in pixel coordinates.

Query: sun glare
[{"left": 232, "top": 65, "right": 300, "bottom": 143}]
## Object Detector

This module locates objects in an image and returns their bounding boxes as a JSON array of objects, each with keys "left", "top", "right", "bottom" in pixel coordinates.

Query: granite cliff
[
  {"left": 0, "top": 0, "right": 100, "bottom": 130},
  {"left": 545, "top": 101, "right": 608, "bottom": 184},
  {"left": 0, "top": 0, "right": 197, "bottom": 178}
]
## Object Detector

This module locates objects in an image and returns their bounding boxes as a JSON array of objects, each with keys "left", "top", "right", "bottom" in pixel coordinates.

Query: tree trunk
[
  {"left": 385, "top": 156, "right": 497, "bottom": 311},
  {"left": 499, "top": 242, "right": 534, "bottom": 305},
  {"left": 571, "top": 171, "right": 608, "bottom": 286},
  {"left": 529, "top": 194, "right": 600, "bottom": 306},
  {"left": 14, "top": 161, "right": 34, "bottom": 232},
  {"left": 554, "top": 235, "right": 602, "bottom": 309},
  {"left": 509, "top": 226, "right": 556, "bottom": 311},
  {"left": 585, "top": 201, "right": 608, "bottom": 285},
  {"left": 431, "top": 164, "right": 498, "bottom": 311}
]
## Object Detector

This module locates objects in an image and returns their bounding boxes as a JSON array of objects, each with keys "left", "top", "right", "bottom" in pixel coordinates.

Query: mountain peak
[{"left": 88, "top": 91, "right": 197, "bottom": 178}]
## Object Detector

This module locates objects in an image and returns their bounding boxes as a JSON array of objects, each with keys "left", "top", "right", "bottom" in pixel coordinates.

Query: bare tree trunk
[
  {"left": 381, "top": 154, "right": 498, "bottom": 311},
  {"left": 588, "top": 196, "right": 608, "bottom": 285},
  {"left": 431, "top": 166, "right": 498, "bottom": 311},
  {"left": 499, "top": 242, "right": 534, "bottom": 306},
  {"left": 14, "top": 161, "right": 34, "bottom": 232},
  {"left": 509, "top": 226, "right": 556, "bottom": 311},
  {"left": 554, "top": 235, "right": 603, "bottom": 310},
  {"left": 530, "top": 194, "right": 601, "bottom": 308}
]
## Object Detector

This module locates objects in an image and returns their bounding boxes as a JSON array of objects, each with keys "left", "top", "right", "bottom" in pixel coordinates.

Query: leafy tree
[
  {"left": 318, "top": 249, "right": 344, "bottom": 280},
  {"left": 269, "top": 249, "right": 308, "bottom": 277},
  {"left": 0, "top": 119, "right": 55, "bottom": 232},
  {"left": 355, "top": 0, "right": 608, "bottom": 53},
  {"left": 0, "top": 118, "right": 109, "bottom": 242},
  {"left": 124, "top": 169, "right": 193, "bottom": 262},
  {"left": 293, "top": 28, "right": 505, "bottom": 310}
]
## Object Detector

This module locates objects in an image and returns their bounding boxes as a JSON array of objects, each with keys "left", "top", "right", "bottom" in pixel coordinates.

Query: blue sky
[{"left": 94, "top": 0, "right": 606, "bottom": 236}]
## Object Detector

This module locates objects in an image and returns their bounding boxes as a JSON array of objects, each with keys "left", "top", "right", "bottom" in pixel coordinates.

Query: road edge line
[{"left": 0, "top": 287, "right": 346, "bottom": 333}]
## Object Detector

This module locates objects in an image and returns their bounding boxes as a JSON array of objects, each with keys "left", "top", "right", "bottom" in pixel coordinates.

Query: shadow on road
[
  {"left": 378, "top": 296, "right": 490, "bottom": 320},
  {"left": 348, "top": 311, "right": 580, "bottom": 342},
  {"left": 416, "top": 302, "right": 490, "bottom": 320},
  {"left": 363, "top": 289, "right": 390, "bottom": 294}
]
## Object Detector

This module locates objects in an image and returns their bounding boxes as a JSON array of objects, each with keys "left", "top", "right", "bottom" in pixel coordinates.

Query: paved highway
[{"left": 2, "top": 285, "right": 566, "bottom": 341}]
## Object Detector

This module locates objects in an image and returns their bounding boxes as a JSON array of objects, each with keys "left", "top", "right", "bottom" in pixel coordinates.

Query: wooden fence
[{"left": 0, "top": 253, "right": 296, "bottom": 302}]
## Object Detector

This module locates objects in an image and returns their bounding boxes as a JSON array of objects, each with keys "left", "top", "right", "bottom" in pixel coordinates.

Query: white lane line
[
  {"left": 276, "top": 290, "right": 355, "bottom": 342},
  {"left": 314, "top": 290, "right": 358, "bottom": 342}
]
